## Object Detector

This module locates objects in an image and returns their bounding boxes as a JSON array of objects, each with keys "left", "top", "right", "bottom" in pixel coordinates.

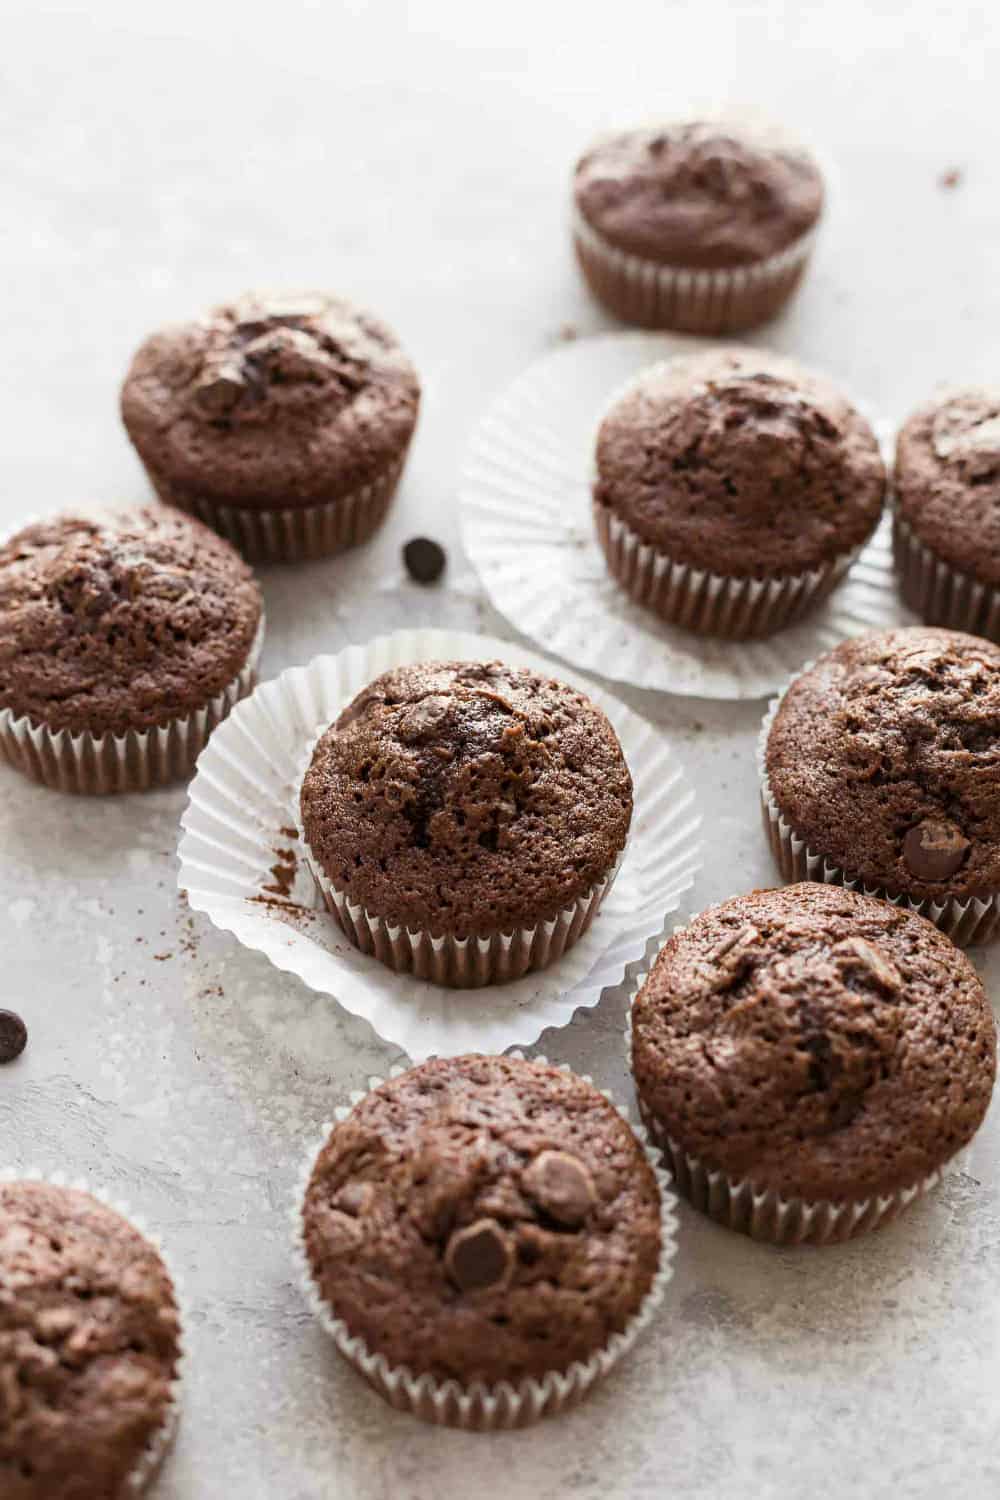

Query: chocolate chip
[
  {"left": 193, "top": 364, "right": 246, "bottom": 417},
  {"left": 709, "top": 924, "right": 761, "bottom": 963},
  {"left": 903, "top": 818, "right": 970, "bottom": 881},
  {"left": 444, "top": 1218, "right": 512, "bottom": 1292},
  {"left": 522, "top": 1150, "right": 596, "bottom": 1228},
  {"left": 833, "top": 937, "right": 901, "bottom": 993},
  {"left": 333, "top": 1181, "right": 373, "bottom": 1217},
  {"left": 396, "top": 694, "right": 451, "bottom": 742},
  {"left": 403, "top": 537, "right": 446, "bottom": 585},
  {"left": 0, "top": 1010, "right": 27, "bottom": 1063}
]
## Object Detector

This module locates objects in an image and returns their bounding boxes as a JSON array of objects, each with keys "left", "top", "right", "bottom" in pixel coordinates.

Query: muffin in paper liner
[
  {"left": 291, "top": 1056, "right": 678, "bottom": 1430},
  {"left": 893, "top": 509, "right": 1000, "bottom": 642},
  {"left": 147, "top": 453, "right": 406, "bottom": 565},
  {"left": 573, "top": 207, "right": 816, "bottom": 336},
  {"left": 622, "top": 952, "right": 944, "bottom": 1247},
  {"left": 0, "top": 617, "right": 265, "bottom": 795},
  {"left": 757, "top": 671, "right": 1000, "bottom": 946},
  {"left": 0, "top": 1168, "right": 186, "bottom": 1494}
]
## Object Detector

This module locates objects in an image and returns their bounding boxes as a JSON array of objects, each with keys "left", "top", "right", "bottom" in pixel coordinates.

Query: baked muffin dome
[{"left": 300, "top": 1055, "right": 663, "bottom": 1387}]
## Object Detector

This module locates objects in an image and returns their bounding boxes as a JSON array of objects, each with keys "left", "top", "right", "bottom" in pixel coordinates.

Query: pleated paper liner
[
  {"left": 893, "top": 510, "right": 1000, "bottom": 641},
  {"left": 178, "top": 628, "right": 701, "bottom": 1060},
  {"left": 0, "top": 1170, "right": 186, "bottom": 1493},
  {"left": 757, "top": 674, "right": 1000, "bottom": 946},
  {"left": 461, "top": 332, "right": 906, "bottom": 700},
  {"left": 144, "top": 453, "right": 406, "bottom": 564},
  {"left": 291, "top": 1056, "right": 679, "bottom": 1430},
  {"left": 0, "top": 617, "right": 264, "bottom": 795},
  {"left": 622, "top": 961, "right": 942, "bottom": 1247}
]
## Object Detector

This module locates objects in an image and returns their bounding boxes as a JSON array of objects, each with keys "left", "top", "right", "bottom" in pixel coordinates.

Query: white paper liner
[
  {"left": 0, "top": 1169, "right": 186, "bottom": 1492},
  {"left": 573, "top": 207, "right": 815, "bottom": 334},
  {"left": 291, "top": 1055, "right": 679, "bottom": 1428},
  {"left": 757, "top": 671, "right": 1000, "bottom": 946},
  {"left": 893, "top": 509, "right": 1000, "bottom": 641},
  {"left": 178, "top": 628, "right": 701, "bottom": 1059},
  {"left": 460, "top": 333, "right": 906, "bottom": 700},
  {"left": 0, "top": 617, "right": 265, "bottom": 795},
  {"left": 621, "top": 948, "right": 943, "bottom": 1245}
]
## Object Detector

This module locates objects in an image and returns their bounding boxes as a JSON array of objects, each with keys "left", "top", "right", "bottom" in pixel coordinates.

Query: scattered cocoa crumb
[
  {"left": 262, "top": 848, "right": 297, "bottom": 898},
  {"left": 153, "top": 952, "right": 173, "bottom": 962},
  {"left": 557, "top": 323, "right": 578, "bottom": 342},
  {"left": 279, "top": 826, "right": 299, "bottom": 840},
  {"left": 940, "top": 167, "right": 962, "bottom": 189}
]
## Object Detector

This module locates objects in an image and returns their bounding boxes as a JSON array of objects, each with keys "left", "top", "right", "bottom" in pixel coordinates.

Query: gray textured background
[{"left": 2, "top": 1, "right": 999, "bottom": 1495}]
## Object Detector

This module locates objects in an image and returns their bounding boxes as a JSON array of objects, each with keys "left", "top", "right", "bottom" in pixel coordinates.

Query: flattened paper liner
[
  {"left": 0, "top": 1169, "right": 186, "bottom": 1492},
  {"left": 894, "top": 509, "right": 1000, "bottom": 641},
  {"left": 178, "top": 628, "right": 701, "bottom": 1059},
  {"left": 291, "top": 1056, "right": 678, "bottom": 1428},
  {"left": 461, "top": 332, "right": 906, "bottom": 700},
  {"left": 757, "top": 670, "right": 1000, "bottom": 946}
]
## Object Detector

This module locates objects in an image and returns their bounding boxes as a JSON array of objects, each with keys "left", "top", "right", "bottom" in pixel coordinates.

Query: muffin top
[
  {"left": 574, "top": 121, "right": 824, "bottom": 268},
  {"left": 765, "top": 627, "right": 1000, "bottom": 901},
  {"left": 594, "top": 348, "right": 886, "bottom": 578},
  {"left": 301, "top": 1054, "right": 662, "bottom": 1385},
  {"left": 632, "top": 883, "right": 996, "bottom": 1201},
  {"left": 120, "top": 290, "right": 420, "bottom": 508},
  {"left": 299, "top": 660, "right": 633, "bottom": 936},
  {"left": 895, "top": 387, "right": 1000, "bottom": 587},
  {"left": 0, "top": 506, "right": 262, "bottom": 736},
  {"left": 0, "top": 1181, "right": 182, "bottom": 1500}
]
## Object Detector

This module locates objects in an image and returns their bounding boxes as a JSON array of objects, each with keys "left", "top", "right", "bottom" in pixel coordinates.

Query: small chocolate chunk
[
  {"left": 333, "top": 1181, "right": 373, "bottom": 1217},
  {"left": 522, "top": 1150, "right": 596, "bottom": 1228},
  {"left": 193, "top": 364, "right": 246, "bottom": 417},
  {"left": 903, "top": 818, "right": 970, "bottom": 881},
  {"left": 708, "top": 924, "right": 761, "bottom": 963},
  {"left": 444, "top": 1218, "right": 512, "bottom": 1292},
  {"left": 833, "top": 936, "right": 901, "bottom": 993},
  {"left": 396, "top": 694, "right": 451, "bottom": 742},
  {"left": 403, "top": 537, "right": 446, "bottom": 585},
  {"left": 0, "top": 1009, "right": 27, "bottom": 1063}
]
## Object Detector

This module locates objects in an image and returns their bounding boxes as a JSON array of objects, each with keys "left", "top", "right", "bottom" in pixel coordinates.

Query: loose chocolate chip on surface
[
  {"left": 333, "top": 1181, "right": 373, "bottom": 1217},
  {"left": 522, "top": 1150, "right": 596, "bottom": 1228},
  {"left": 833, "top": 936, "right": 902, "bottom": 993},
  {"left": 194, "top": 365, "right": 246, "bottom": 416},
  {"left": 903, "top": 818, "right": 971, "bottom": 881},
  {"left": 444, "top": 1218, "right": 512, "bottom": 1292},
  {"left": 0, "top": 1009, "right": 27, "bottom": 1063},
  {"left": 403, "top": 536, "right": 446, "bottom": 585}
]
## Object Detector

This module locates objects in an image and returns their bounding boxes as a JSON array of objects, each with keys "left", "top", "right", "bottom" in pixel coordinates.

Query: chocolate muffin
[
  {"left": 894, "top": 388, "right": 1000, "bottom": 638},
  {"left": 121, "top": 289, "right": 420, "bottom": 562},
  {"left": 299, "top": 660, "right": 633, "bottom": 985},
  {"left": 631, "top": 883, "right": 996, "bottom": 1243},
  {"left": 762, "top": 627, "right": 1000, "bottom": 944},
  {"left": 0, "top": 1180, "right": 183, "bottom": 1498},
  {"left": 593, "top": 347, "right": 886, "bottom": 638},
  {"left": 298, "top": 1054, "right": 666, "bottom": 1424},
  {"left": 573, "top": 121, "right": 824, "bottom": 332},
  {"left": 0, "top": 506, "right": 263, "bottom": 793}
]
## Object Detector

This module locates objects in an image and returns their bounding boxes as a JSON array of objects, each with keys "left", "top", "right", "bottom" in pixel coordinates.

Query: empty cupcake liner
[
  {"left": 893, "top": 510, "right": 1000, "bottom": 641},
  {"left": 573, "top": 208, "right": 816, "bottom": 335},
  {"left": 291, "top": 1055, "right": 679, "bottom": 1429},
  {"left": 143, "top": 453, "right": 406, "bottom": 564},
  {"left": 757, "top": 680, "right": 1000, "bottom": 946},
  {"left": 622, "top": 964, "right": 942, "bottom": 1246},
  {"left": 0, "top": 1168, "right": 186, "bottom": 1493},
  {"left": 0, "top": 618, "right": 264, "bottom": 795},
  {"left": 461, "top": 332, "right": 903, "bottom": 699},
  {"left": 593, "top": 500, "right": 860, "bottom": 640},
  {"left": 179, "top": 626, "right": 701, "bottom": 1059}
]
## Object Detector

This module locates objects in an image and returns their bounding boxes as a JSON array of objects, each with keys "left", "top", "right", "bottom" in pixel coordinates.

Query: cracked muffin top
[
  {"left": 0, "top": 507, "right": 262, "bottom": 735},
  {"left": 765, "top": 627, "right": 1000, "bottom": 901},
  {"left": 120, "top": 290, "right": 420, "bottom": 509},
  {"left": 631, "top": 883, "right": 996, "bottom": 1201},
  {"left": 299, "top": 660, "right": 633, "bottom": 937},
  {"left": 894, "top": 387, "right": 1000, "bottom": 587},
  {"left": 301, "top": 1054, "right": 662, "bottom": 1385},
  {"left": 574, "top": 121, "right": 824, "bottom": 268},
  {"left": 594, "top": 347, "right": 885, "bottom": 578},
  {"left": 0, "top": 1180, "right": 182, "bottom": 1500}
]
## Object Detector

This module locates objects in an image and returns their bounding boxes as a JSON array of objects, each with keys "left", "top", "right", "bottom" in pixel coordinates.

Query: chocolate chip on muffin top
[
  {"left": 895, "top": 387, "right": 1000, "bottom": 587},
  {"left": 765, "top": 627, "right": 1000, "bottom": 900},
  {"left": 301, "top": 1055, "right": 662, "bottom": 1385},
  {"left": 574, "top": 122, "right": 824, "bottom": 268},
  {"left": 120, "top": 291, "right": 420, "bottom": 508},
  {"left": 299, "top": 660, "right": 632, "bottom": 936},
  {"left": 594, "top": 348, "right": 886, "bottom": 578},
  {"left": 0, "top": 507, "right": 261, "bottom": 736},
  {"left": 0, "top": 1181, "right": 182, "bottom": 1500},
  {"left": 631, "top": 883, "right": 996, "bottom": 1201}
]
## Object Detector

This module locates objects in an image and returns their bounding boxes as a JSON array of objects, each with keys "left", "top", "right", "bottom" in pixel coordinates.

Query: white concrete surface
[{"left": 2, "top": 2, "right": 998, "bottom": 1496}]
